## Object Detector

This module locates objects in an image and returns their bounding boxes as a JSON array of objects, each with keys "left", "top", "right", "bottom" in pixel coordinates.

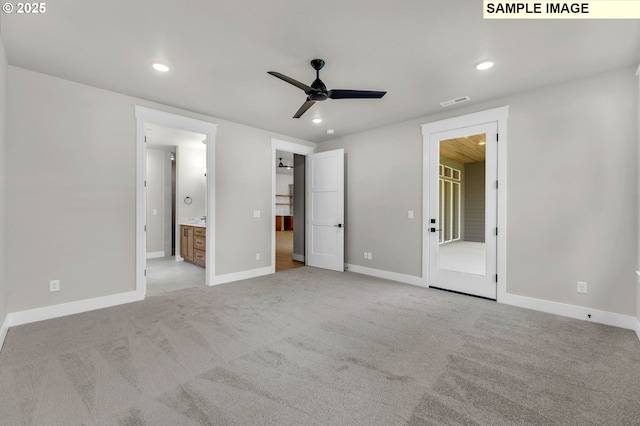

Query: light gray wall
[
  {"left": 464, "top": 162, "right": 485, "bottom": 243},
  {"left": 320, "top": 66, "right": 638, "bottom": 317},
  {"left": 0, "top": 36, "right": 7, "bottom": 327},
  {"left": 319, "top": 124, "right": 424, "bottom": 277},
  {"left": 146, "top": 148, "right": 165, "bottom": 254},
  {"left": 163, "top": 151, "right": 173, "bottom": 256},
  {"left": 5, "top": 66, "right": 314, "bottom": 313}
]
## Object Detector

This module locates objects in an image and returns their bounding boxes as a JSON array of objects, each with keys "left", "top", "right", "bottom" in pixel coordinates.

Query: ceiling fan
[
  {"left": 278, "top": 157, "right": 293, "bottom": 169},
  {"left": 268, "top": 59, "right": 386, "bottom": 118}
]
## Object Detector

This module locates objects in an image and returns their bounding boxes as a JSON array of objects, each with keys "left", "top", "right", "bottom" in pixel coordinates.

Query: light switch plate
[
  {"left": 253, "top": 210, "right": 260, "bottom": 218},
  {"left": 408, "top": 210, "right": 414, "bottom": 219}
]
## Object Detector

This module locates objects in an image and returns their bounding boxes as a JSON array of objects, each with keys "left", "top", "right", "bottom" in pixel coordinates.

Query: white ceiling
[{"left": 2, "top": 1, "right": 639, "bottom": 143}]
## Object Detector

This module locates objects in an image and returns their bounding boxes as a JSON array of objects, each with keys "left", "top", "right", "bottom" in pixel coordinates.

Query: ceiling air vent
[{"left": 440, "top": 96, "right": 470, "bottom": 107}]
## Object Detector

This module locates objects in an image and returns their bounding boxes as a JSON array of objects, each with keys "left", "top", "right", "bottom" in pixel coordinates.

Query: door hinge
[
  {"left": 144, "top": 269, "right": 147, "bottom": 277},
  {"left": 144, "top": 180, "right": 147, "bottom": 188},
  {"left": 495, "top": 227, "right": 498, "bottom": 236},
  {"left": 144, "top": 225, "right": 147, "bottom": 232},
  {"left": 495, "top": 180, "right": 499, "bottom": 189},
  {"left": 145, "top": 136, "right": 147, "bottom": 143},
  {"left": 496, "top": 133, "right": 499, "bottom": 142},
  {"left": 495, "top": 274, "right": 498, "bottom": 282}
]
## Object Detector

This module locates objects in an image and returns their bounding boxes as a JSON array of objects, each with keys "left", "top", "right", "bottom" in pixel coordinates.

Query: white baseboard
[
  {"left": 0, "top": 315, "right": 9, "bottom": 352},
  {"left": 292, "top": 253, "right": 305, "bottom": 262},
  {"left": 501, "top": 292, "right": 640, "bottom": 338},
  {"left": 6, "top": 291, "right": 142, "bottom": 328},
  {"left": 146, "top": 251, "right": 165, "bottom": 259},
  {"left": 210, "top": 266, "right": 274, "bottom": 286},
  {"left": 346, "top": 264, "right": 423, "bottom": 287}
]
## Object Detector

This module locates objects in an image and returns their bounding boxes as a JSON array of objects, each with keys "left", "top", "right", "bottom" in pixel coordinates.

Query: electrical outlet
[
  {"left": 577, "top": 281, "right": 587, "bottom": 294},
  {"left": 408, "top": 210, "right": 414, "bottom": 219},
  {"left": 256, "top": 253, "right": 261, "bottom": 260},
  {"left": 367, "top": 252, "right": 373, "bottom": 260},
  {"left": 253, "top": 210, "right": 260, "bottom": 218},
  {"left": 363, "top": 251, "right": 368, "bottom": 259},
  {"left": 49, "top": 280, "right": 60, "bottom": 292}
]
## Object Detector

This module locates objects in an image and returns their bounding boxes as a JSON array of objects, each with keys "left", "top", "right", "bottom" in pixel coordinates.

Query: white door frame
[
  {"left": 421, "top": 106, "right": 509, "bottom": 301},
  {"left": 135, "top": 106, "right": 218, "bottom": 298},
  {"left": 271, "top": 139, "right": 315, "bottom": 272}
]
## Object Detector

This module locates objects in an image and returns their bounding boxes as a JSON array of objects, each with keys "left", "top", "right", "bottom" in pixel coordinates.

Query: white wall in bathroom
[
  {"left": 177, "top": 146, "right": 206, "bottom": 221},
  {"left": 146, "top": 148, "right": 166, "bottom": 256}
]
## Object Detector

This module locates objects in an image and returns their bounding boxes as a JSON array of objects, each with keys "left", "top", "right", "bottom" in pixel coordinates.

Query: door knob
[{"left": 430, "top": 227, "right": 442, "bottom": 233}]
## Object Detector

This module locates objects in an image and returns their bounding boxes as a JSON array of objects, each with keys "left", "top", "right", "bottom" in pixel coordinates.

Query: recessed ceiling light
[
  {"left": 478, "top": 141, "right": 486, "bottom": 145},
  {"left": 151, "top": 61, "right": 170, "bottom": 72},
  {"left": 475, "top": 60, "right": 494, "bottom": 71},
  {"left": 327, "top": 129, "right": 335, "bottom": 135},
  {"left": 312, "top": 118, "right": 322, "bottom": 124}
]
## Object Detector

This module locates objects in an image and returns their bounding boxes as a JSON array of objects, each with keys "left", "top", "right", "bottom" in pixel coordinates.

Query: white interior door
[
  {"left": 306, "top": 149, "right": 344, "bottom": 272},
  {"left": 428, "top": 123, "right": 497, "bottom": 299}
]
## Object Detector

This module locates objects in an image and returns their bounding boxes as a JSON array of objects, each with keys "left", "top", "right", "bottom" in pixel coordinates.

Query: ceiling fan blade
[
  {"left": 328, "top": 89, "right": 386, "bottom": 99},
  {"left": 267, "top": 71, "right": 312, "bottom": 92},
  {"left": 293, "top": 100, "right": 316, "bottom": 118}
]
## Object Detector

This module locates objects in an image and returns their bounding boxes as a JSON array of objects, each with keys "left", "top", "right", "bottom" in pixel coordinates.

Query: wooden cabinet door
[{"left": 180, "top": 226, "right": 194, "bottom": 261}]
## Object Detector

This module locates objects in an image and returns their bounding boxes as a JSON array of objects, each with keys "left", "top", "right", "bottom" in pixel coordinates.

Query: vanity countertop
[{"left": 179, "top": 218, "right": 206, "bottom": 228}]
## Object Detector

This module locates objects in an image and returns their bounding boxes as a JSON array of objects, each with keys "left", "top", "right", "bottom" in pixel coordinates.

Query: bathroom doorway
[{"left": 145, "top": 124, "right": 207, "bottom": 295}]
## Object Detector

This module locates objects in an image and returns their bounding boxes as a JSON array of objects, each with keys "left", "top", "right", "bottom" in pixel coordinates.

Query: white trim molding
[
  {"left": 502, "top": 292, "right": 640, "bottom": 337},
  {"left": 0, "top": 316, "right": 9, "bottom": 352},
  {"left": 5, "top": 291, "right": 142, "bottom": 329},
  {"left": 146, "top": 251, "right": 165, "bottom": 259},
  {"left": 211, "top": 266, "right": 273, "bottom": 286},
  {"left": 346, "top": 264, "right": 423, "bottom": 287},
  {"left": 135, "top": 106, "right": 217, "bottom": 298}
]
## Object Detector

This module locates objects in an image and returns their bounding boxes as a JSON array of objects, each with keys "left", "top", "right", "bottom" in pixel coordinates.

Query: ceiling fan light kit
[{"left": 268, "top": 59, "right": 386, "bottom": 118}]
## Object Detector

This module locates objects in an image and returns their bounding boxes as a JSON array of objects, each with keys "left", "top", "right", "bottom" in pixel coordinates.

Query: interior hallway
[{"left": 276, "top": 230, "right": 305, "bottom": 272}]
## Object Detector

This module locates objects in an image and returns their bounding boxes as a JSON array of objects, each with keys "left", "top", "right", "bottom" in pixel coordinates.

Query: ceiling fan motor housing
[{"left": 309, "top": 78, "right": 329, "bottom": 101}]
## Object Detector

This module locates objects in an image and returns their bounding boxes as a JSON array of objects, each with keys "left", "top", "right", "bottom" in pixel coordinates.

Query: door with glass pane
[{"left": 428, "top": 122, "right": 497, "bottom": 299}]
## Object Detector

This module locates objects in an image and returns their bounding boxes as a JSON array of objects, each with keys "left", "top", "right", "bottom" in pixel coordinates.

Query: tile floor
[{"left": 146, "top": 256, "right": 205, "bottom": 296}]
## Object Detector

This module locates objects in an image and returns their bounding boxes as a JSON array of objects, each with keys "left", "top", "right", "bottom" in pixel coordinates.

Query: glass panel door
[{"left": 428, "top": 123, "right": 497, "bottom": 299}]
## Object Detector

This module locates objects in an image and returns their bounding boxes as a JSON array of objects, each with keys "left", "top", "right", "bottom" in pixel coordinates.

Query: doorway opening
[
  {"left": 275, "top": 151, "right": 306, "bottom": 272},
  {"left": 135, "top": 106, "right": 217, "bottom": 298},
  {"left": 145, "top": 124, "right": 207, "bottom": 296},
  {"left": 422, "top": 106, "right": 508, "bottom": 301},
  {"left": 271, "top": 139, "right": 315, "bottom": 273}
]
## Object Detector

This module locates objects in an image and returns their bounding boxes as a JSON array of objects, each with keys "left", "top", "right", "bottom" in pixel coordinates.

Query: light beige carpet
[{"left": 0, "top": 267, "right": 639, "bottom": 425}]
